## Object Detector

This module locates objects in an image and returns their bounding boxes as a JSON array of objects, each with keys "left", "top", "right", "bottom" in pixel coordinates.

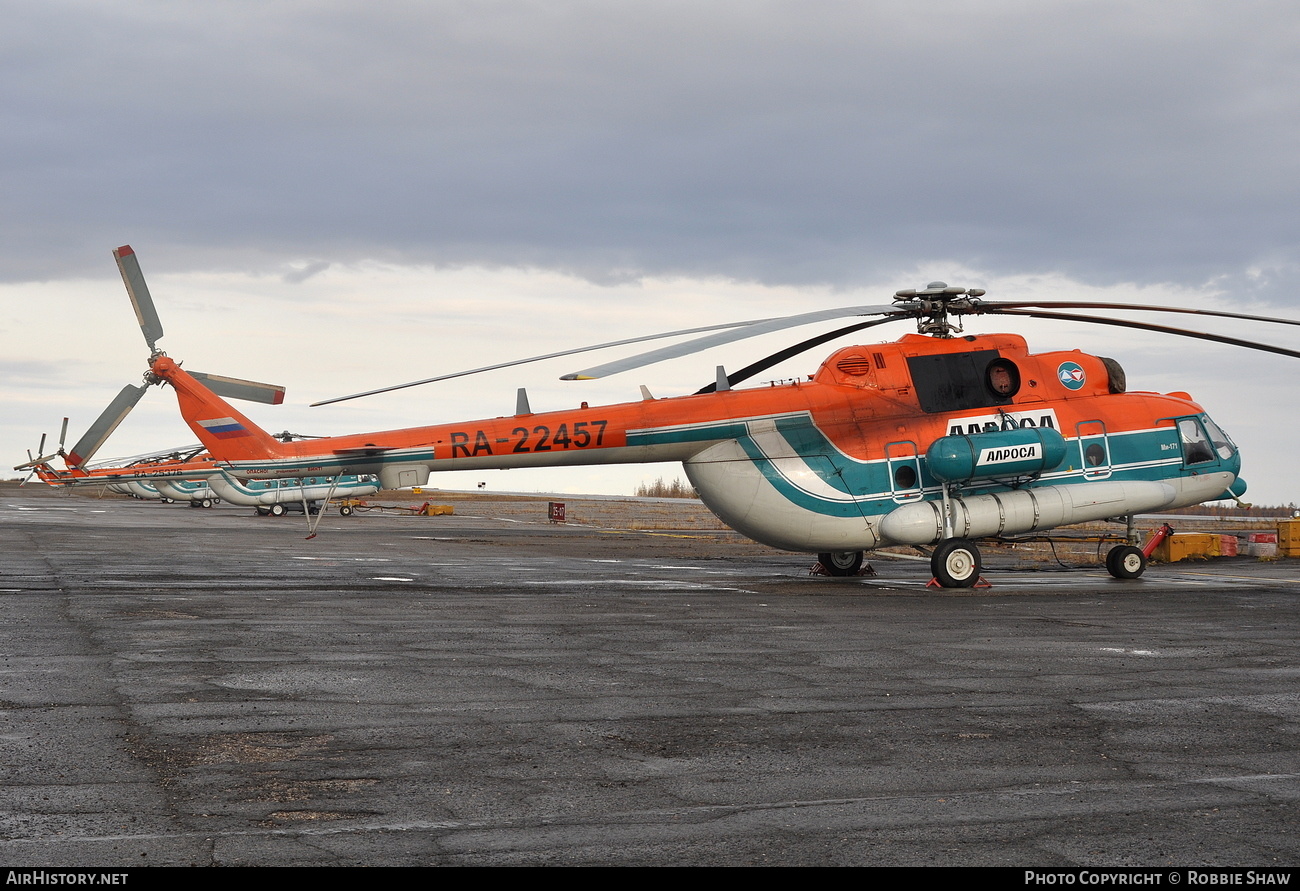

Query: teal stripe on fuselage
[{"left": 631, "top": 412, "right": 1236, "bottom": 521}]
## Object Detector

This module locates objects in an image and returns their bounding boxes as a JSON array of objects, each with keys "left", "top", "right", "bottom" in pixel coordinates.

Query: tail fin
[{"left": 150, "top": 356, "right": 291, "bottom": 462}]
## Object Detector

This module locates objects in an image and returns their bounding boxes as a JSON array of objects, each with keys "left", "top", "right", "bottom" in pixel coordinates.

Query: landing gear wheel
[
  {"left": 256, "top": 507, "right": 270, "bottom": 516},
  {"left": 339, "top": 505, "right": 354, "bottom": 517},
  {"left": 1106, "top": 545, "right": 1146, "bottom": 579},
  {"left": 161, "top": 497, "right": 174, "bottom": 504},
  {"left": 269, "top": 503, "right": 286, "bottom": 517},
  {"left": 818, "top": 550, "right": 864, "bottom": 576},
  {"left": 931, "top": 539, "right": 981, "bottom": 588},
  {"left": 201, "top": 498, "right": 213, "bottom": 509}
]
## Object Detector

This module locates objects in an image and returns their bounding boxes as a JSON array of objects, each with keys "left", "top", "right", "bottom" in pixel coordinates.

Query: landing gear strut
[{"left": 931, "top": 538, "right": 982, "bottom": 588}]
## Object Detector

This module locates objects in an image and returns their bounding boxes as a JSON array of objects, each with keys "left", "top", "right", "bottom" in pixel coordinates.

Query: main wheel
[
  {"left": 931, "top": 539, "right": 981, "bottom": 588},
  {"left": 339, "top": 505, "right": 354, "bottom": 517},
  {"left": 818, "top": 550, "right": 864, "bottom": 577},
  {"left": 201, "top": 498, "right": 213, "bottom": 509},
  {"left": 1106, "top": 545, "right": 1146, "bottom": 579},
  {"left": 269, "top": 503, "right": 286, "bottom": 517}
]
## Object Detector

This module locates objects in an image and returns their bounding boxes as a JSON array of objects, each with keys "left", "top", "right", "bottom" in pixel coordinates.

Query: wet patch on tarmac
[{"left": 2, "top": 483, "right": 1299, "bottom": 865}]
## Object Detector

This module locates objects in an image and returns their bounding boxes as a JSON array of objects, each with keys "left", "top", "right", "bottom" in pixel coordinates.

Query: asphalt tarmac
[{"left": 2, "top": 483, "right": 1298, "bottom": 866}]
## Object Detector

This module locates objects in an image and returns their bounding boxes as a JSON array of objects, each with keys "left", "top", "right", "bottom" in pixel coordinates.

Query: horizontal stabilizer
[{"left": 189, "top": 371, "right": 287, "bottom": 405}]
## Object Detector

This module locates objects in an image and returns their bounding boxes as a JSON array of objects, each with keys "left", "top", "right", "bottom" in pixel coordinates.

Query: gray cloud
[{"left": 2, "top": 1, "right": 1299, "bottom": 305}]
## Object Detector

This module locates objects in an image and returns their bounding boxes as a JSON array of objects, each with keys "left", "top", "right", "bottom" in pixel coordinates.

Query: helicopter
[
  {"left": 20, "top": 443, "right": 380, "bottom": 516},
  {"left": 205, "top": 470, "right": 380, "bottom": 516},
  {"left": 16, "top": 422, "right": 379, "bottom": 515},
  {"left": 58, "top": 246, "right": 1300, "bottom": 586}
]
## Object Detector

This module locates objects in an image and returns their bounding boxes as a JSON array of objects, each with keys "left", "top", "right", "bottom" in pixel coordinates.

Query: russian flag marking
[{"left": 198, "top": 417, "right": 249, "bottom": 440}]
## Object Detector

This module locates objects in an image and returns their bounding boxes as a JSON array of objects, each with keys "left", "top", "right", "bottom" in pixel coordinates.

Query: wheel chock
[
  {"left": 926, "top": 575, "right": 992, "bottom": 588},
  {"left": 811, "top": 562, "right": 878, "bottom": 577}
]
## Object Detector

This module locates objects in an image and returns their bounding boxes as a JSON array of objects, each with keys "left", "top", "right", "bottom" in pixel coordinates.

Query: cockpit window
[
  {"left": 1178, "top": 418, "right": 1216, "bottom": 464},
  {"left": 1201, "top": 416, "right": 1236, "bottom": 460}
]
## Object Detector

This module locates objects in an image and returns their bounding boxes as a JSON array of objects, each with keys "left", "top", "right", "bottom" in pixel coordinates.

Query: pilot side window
[{"left": 1178, "top": 418, "right": 1215, "bottom": 464}]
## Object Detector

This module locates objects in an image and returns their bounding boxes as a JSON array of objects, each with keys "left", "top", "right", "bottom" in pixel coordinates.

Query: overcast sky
[{"left": 4, "top": 1, "right": 1299, "bottom": 506}]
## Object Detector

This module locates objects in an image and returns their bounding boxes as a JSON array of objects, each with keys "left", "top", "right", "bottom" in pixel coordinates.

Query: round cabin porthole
[{"left": 985, "top": 359, "right": 1020, "bottom": 398}]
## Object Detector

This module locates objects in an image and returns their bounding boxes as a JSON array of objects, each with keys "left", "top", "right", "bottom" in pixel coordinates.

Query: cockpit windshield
[
  {"left": 1179, "top": 415, "right": 1236, "bottom": 465},
  {"left": 1201, "top": 416, "right": 1237, "bottom": 460}
]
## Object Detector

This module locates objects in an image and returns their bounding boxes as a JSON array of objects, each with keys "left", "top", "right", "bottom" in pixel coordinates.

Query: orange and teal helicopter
[{"left": 35, "top": 245, "right": 1300, "bottom": 586}]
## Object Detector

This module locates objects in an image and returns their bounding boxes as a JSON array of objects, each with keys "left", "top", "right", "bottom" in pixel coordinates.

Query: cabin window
[
  {"left": 985, "top": 359, "right": 1021, "bottom": 398},
  {"left": 1076, "top": 420, "right": 1111, "bottom": 480},
  {"left": 886, "top": 440, "right": 923, "bottom": 503},
  {"left": 906, "top": 350, "right": 1013, "bottom": 413}
]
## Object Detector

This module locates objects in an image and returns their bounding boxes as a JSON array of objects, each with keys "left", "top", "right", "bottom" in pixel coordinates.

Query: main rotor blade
[
  {"left": 967, "top": 300, "right": 1300, "bottom": 328},
  {"left": 562, "top": 303, "right": 910, "bottom": 381},
  {"left": 982, "top": 308, "right": 1300, "bottom": 360},
  {"left": 188, "top": 371, "right": 286, "bottom": 405},
  {"left": 66, "top": 384, "right": 149, "bottom": 467},
  {"left": 310, "top": 317, "right": 784, "bottom": 406},
  {"left": 695, "top": 316, "right": 909, "bottom": 394},
  {"left": 113, "top": 245, "right": 164, "bottom": 352}
]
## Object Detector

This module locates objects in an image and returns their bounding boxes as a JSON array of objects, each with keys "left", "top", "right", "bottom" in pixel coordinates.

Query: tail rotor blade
[
  {"left": 188, "top": 371, "right": 286, "bottom": 405},
  {"left": 14, "top": 449, "right": 38, "bottom": 473},
  {"left": 66, "top": 384, "right": 148, "bottom": 467},
  {"left": 113, "top": 245, "right": 164, "bottom": 352},
  {"left": 58, "top": 417, "right": 69, "bottom": 450}
]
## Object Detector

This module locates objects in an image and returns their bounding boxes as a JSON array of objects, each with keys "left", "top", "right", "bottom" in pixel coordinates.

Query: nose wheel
[{"left": 931, "top": 538, "right": 982, "bottom": 588}]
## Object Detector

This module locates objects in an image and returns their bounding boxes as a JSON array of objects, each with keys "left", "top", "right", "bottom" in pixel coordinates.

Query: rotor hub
[{"left": 893, "top": 283, "right": 987, "bottom": 337}]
